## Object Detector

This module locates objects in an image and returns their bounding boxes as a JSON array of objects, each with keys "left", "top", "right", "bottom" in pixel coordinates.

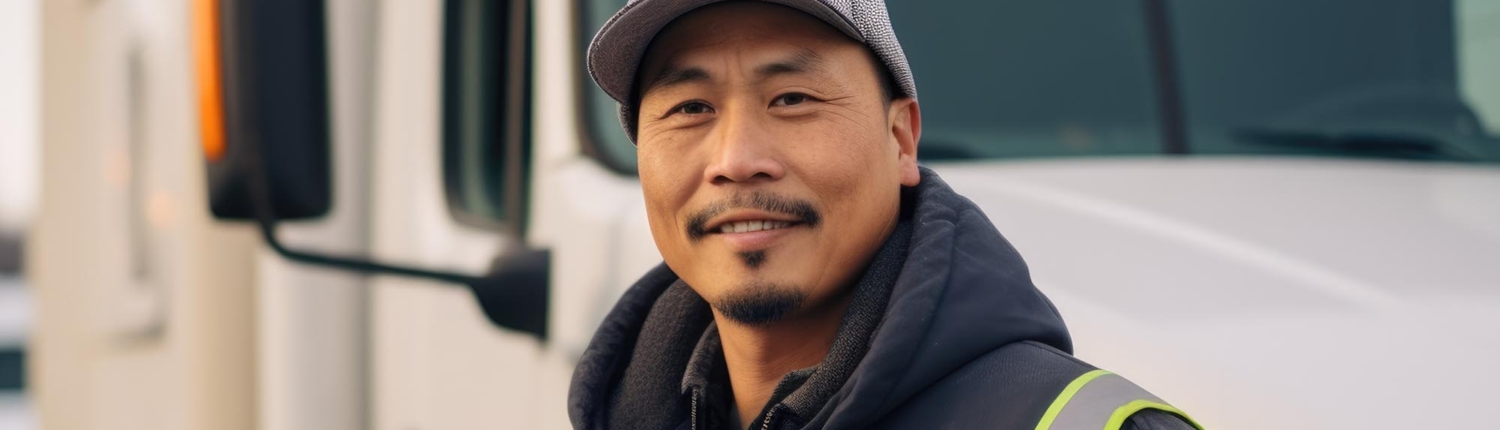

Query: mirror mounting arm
[
  {"left": 243, "top": 140, "right": 549, "bottom": 340},
  {"left": 243, "top": 139, "right": 484, "bottom": 286}
]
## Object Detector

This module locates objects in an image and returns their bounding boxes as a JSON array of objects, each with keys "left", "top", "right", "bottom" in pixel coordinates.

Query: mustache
[{"left": 685, "top": 191, "right": 823, "bottom": 240}]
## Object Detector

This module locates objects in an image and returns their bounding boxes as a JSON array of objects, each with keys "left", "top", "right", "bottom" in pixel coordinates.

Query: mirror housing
[
  {"left": 471, "top": 249, "right": 551, "bottom": 339},
  {"left": 197, "top": 0, "right": 331, "bottom": 220}
]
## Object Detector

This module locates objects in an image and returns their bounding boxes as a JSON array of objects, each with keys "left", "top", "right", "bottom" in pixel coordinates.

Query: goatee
[{"left": 713, "top": 282, "right": 806, "bottom": 325}]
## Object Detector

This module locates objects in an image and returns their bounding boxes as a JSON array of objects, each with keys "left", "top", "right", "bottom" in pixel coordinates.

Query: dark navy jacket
[{"left": 568, "top": 168, "right": 1196, "bottom": 429}]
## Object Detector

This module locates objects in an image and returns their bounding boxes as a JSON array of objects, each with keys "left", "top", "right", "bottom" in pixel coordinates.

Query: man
[{"left": 570, "top": 1, "right": 1203, "bottom": 429}]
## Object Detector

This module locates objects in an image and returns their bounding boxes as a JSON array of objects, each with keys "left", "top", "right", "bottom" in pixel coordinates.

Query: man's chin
[{"left": 710, "top": 281, "right": 807, "bottom": 326}]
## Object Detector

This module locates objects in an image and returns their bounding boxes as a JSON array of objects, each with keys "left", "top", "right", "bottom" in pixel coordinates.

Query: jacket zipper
[
  {"left": 691, "top": 388, "right": 701, "bottom": 430},
  {"left": 760, "top": 405, "right": 778, "bottom": 430},
  {"left": 691, "top": 388, "right": 778, "bottom": 430}
]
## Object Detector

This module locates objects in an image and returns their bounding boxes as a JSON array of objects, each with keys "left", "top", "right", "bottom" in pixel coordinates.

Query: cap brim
[{"left": 588, "top": 0, "right": 864, "bottom": 104}]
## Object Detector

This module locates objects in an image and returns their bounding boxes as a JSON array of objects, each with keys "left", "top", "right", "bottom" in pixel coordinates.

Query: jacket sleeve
[{"left": 1121, "top": 409, "right": 1199, "bottom": 430}]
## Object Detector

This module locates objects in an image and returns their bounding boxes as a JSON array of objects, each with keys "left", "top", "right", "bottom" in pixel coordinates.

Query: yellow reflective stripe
[
  {"left": 1103, "top": 399, "right": 1206, "bottom": 430},
  {"left": 1034, "top": 369, "right": 1113, "bottom": 430}
]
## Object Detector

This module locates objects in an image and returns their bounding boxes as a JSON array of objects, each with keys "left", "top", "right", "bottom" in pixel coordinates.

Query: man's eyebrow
[
  {"left": 754, "top": 48, "right": 827, "bottom": 80},
  {"left": 641, "top": 65, "right": 712, "bottom": 97}
]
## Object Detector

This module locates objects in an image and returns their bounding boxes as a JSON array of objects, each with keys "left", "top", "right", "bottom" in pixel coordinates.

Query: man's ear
[{"left": 888, "top": 98, "right": 922, "bottom": 186}]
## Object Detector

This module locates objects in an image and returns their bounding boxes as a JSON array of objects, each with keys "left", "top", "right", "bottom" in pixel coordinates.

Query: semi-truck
[{"left": 27, "top": 0, "right": 1500, "bottom": 429}]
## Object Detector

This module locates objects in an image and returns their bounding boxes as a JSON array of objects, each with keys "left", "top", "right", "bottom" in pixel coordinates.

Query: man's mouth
[
  {"left": 706, "top": 216, "right": 806, "bottom": 254},
  {"left": 684, "top": 191, "right": 823, "bottom": 241},
  {"left": 714, "top": 220, "right": 800, "bottom": 234}
]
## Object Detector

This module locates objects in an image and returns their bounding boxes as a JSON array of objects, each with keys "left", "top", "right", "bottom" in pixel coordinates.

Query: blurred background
[{"left": 1, "top": 0, "right": 1498, "bottom": 429}]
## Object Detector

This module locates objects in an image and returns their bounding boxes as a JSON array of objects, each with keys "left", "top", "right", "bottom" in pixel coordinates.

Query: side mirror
[
  {"left": 192, "top": 0, "right": 548, "bottom": 339},
  {"left": 197, "top": 0, "right": 331, "bottom": 220}
]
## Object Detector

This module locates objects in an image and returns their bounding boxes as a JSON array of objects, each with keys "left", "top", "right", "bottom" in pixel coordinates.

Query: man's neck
[{"left": 713, "top": 293, "right": 853, "bottom": 428}]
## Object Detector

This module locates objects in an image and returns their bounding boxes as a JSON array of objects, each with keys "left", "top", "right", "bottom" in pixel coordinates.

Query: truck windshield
[{"left": 581, "top": 0, "right": 1500, "bottom": 172}]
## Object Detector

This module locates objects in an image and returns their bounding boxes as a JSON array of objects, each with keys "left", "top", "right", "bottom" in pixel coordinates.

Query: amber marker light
[{"left": 192, "top": 0, "right": 227, "bottom": 162}]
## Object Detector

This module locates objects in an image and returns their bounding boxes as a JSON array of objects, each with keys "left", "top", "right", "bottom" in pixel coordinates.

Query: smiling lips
[
  {"left": 717, "top": 220, "right": 796, "bottom": 234},
  {"left": 707, "top": 218, "right": 805, "bottom": 251}
]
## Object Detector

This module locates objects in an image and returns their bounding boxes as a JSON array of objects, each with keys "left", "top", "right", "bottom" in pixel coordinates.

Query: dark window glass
[
  {"left": 888, "top": 0, "right": 1164, "bottom": 160},
  {"left": 444, "top": 0, "right": 532, "bottom": 230},
  {"left": 1171, "top": 1, "right": 1496, "bottom": 162}
]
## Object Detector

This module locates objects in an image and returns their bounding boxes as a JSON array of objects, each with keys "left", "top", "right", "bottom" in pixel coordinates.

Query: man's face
[{"left": 635, "top": 1, "right": 921, "bottom": 325}]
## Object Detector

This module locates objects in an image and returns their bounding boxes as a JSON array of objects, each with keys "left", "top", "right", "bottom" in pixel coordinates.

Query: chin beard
[{"left": 712, "top": 282, "right": 807, "bottom": 326}]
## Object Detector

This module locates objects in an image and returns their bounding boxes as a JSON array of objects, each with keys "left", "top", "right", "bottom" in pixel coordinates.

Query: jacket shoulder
[
  {"left": 867, "top": 341, "right": 1096, "bottom": 429},
  {"left": 869, "top": 342, "right": 1200, "bottom": 430}
]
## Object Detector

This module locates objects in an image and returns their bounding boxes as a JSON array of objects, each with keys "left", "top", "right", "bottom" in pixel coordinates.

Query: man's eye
[
  {"left": 672, "top": 101, "right": 714, "bottom": 115},
  {"left": 772, "top": 93, "right": 810, "bottom": 107}
]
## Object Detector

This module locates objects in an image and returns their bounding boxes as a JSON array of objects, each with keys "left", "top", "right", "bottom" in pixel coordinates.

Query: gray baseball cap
[{"left": 587, "top": 0, "right": 919, "bottom": 143}]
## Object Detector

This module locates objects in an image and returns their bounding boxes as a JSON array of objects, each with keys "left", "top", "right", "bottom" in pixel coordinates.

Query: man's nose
[{"left": 702, "top": 108, "right": 786, "bottom": 185}]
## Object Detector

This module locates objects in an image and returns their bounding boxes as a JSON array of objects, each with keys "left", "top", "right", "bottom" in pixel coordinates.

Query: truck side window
[{"left": 442, "top": 0, "right": 533, "bottom": 232}]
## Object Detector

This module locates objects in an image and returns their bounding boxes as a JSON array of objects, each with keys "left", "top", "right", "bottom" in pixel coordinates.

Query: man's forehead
[
  {"left": 649, "top": 45, "right": 828, "bottom": 80},
  {"left": 640, "top": 43, "right": 855, "bottom": 98},
  {"left": 636, "top": 3, "right": 859, "bottom": 91}
]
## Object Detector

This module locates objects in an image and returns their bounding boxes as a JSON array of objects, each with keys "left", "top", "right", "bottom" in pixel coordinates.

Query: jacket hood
[{"left": 568, "top": 167, "right": 1072, "bottom": 429}]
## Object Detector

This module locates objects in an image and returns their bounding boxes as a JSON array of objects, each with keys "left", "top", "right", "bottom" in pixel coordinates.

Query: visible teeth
[{"left": 719, "top": 220, "right": 793, "bottom": 234}]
